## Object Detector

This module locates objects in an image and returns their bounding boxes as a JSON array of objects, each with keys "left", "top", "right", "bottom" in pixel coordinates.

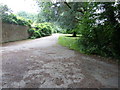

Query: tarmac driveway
[{"left": 1, "top": 34, "right": 118, "bottom": 88}]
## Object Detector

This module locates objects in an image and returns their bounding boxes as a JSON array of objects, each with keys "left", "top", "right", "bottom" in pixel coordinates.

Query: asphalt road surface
[{"left": 1, "top": 34, "right": 118, "bottom": 88}]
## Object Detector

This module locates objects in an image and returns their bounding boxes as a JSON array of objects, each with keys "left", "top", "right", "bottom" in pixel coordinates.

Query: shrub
[
  {"left": 2, "top": 14, "right": 32, "bottom": 27},
  {"left": 28, "top": 22, "right": 52, "bottom": 39},
  {"left": 16, "top": 17, "right": 32, "bottom": 27}
]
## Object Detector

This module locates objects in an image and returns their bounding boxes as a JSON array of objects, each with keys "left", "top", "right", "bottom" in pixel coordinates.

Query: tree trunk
[{"left": 73, "top": 31, "right": 76, "bottom": 37}]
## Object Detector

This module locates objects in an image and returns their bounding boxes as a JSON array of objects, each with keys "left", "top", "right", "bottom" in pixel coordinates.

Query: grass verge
[
  {"left": 58, "top": 34, "right": 119, "bottom": 63},
  {"left": 58, "top": 34, "right": 80, "bottom": 51}
]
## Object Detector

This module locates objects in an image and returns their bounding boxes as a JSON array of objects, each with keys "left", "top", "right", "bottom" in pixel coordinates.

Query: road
[{"left": 1, "top": 34, "right": 118, "bottom": 88}]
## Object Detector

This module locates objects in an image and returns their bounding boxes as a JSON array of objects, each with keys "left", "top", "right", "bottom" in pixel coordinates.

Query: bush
[
  {"left": 28, "top": 22, "right": 52, "bottom": 39},
  {"left": 77, "top": 9, "right": 120, "bottom": 59},
  {"left": 2, "top": 14, "right": 32, "bottom": 27}
]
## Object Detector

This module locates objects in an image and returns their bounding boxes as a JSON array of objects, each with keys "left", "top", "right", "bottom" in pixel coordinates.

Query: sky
[{"left": 0, "top": 0, "right": 39, "bottom": 14}]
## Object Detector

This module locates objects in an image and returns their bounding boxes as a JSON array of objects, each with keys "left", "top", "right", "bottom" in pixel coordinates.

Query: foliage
[
  {"left": 36, "top": 2, "right": 57, "bottom": 23},
  {"left": 2, "top": 14, "right": 32, "bottom": 26},
  {"left": 78, "top": 2, "right": 120, "bottom": 59},
  {"left": 16, "top": 11, "right": 37, "bottom": 22},
  {"left": 36, "top": 2, "right": 83, "bottom": 36},
  {"left": 0, "top": 4, "right": 32, "bottom": 26},
  {"left": 0, "top": 4, "right": 12, "bottom": 16},
  {"left": 28, "top": 22, "right": 52, "bottom": 39},
  {"left": 36, "top": 1, "right": 120, "bottom": 59},
  {"left": 3, "top": 14, "right": 31, "bottom": 26},
  {"left": 50, "top": 22, "right": 64, "bottom": 33}
]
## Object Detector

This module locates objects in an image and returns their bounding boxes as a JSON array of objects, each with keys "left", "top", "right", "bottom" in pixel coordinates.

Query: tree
[
  {"left": 36, "top": 1, "right": 120, "bottom": 59},
  {"left": 36, "top": 1, "right": 85, "bottom": 36},
  {"left": 0, "top": 4, "right": 12, "bottom": 19},
  {"left": 17, "top": 11, "right": 37, "bottom": 22},
  {"left": 36, "top": 2, "right": 56, "bottom": 22},
  {"left": 78, "top": 2, "right": 120, "bottom": 59}
]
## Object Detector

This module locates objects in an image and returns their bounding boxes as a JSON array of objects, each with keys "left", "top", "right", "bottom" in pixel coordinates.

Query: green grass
[
  {"left": 58, "top": 34, "right": 119, "bottom": 63},
  {"left": 58, "top": 34, "right": 80, "bottom": 51}
]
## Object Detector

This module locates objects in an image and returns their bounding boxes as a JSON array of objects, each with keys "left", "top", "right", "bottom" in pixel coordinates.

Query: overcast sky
[{"left": 0, "top": 0, "right": 39, "bottom": 13}]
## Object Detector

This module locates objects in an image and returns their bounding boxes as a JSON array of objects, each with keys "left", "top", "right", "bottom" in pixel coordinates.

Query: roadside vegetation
[
  {"left": 58, "top": 34, "right": 80, "bottom": 52},
  {"left": 28, "top": 23, "right": 53, "bottom": 39},
  {"left": 58, "top": 35, "right": 120, "bottom": 63},
  {"left": 0, "top": 4, "right": 57, "bottom": 39},
  {"left": 40, "top": 2, "right": 119, "bottom": 60}
]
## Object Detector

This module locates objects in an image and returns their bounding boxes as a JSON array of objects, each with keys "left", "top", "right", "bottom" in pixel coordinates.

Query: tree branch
[
  {"left": 64, "top": 2, "right": 84, "bottom": 14},
  {"left": 64, "top": 2, "right": 71, "bottom": 9}
]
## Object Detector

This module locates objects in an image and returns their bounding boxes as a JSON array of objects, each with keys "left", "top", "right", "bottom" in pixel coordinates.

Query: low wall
[
  {"left": 0, "top": 19, "right": 2, "bottom": 44},
  {"left": 1, "top": 23, "right": 29, "bottom": 43}
]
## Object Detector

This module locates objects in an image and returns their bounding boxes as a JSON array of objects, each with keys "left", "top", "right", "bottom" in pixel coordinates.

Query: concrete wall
[
  {"left": 0, "top": 19, "right": 2, "bottom": 44},
  {"left": 1, "top": 23, "right": 29, "bottom": 43}
]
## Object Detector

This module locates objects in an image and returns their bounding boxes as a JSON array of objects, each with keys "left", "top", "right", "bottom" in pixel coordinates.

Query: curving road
[{"left": 1, "top": 34, "right": 118, "bottom": 88}]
